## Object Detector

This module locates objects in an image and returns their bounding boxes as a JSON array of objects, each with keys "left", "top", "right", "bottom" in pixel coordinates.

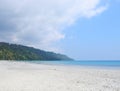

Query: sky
[{"left": 0, "top": 0, "right": 120, "bottom": 60}]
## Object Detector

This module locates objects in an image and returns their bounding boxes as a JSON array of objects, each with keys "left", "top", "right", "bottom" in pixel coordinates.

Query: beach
[{"left": 0, "top": 61, "right": 120, "bottom": 91}]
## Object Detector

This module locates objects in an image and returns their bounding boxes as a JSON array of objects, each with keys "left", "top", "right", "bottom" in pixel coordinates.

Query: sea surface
[{"left": 29, "top": 60, "right": 120, "bottom": 68}]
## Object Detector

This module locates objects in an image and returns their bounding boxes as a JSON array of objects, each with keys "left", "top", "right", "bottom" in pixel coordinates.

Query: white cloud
[{"left": 0, "top": 0, "right": 108, "bottom": 52}]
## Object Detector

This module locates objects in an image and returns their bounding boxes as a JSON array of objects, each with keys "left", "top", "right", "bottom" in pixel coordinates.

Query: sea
[{"left": 29, "top": 60, "right": 120, "bottom": 68}]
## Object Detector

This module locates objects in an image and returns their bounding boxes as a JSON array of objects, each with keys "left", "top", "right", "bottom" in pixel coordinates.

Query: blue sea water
[{"left": 29, "top": 60, "right": 120, "bottom": 68}]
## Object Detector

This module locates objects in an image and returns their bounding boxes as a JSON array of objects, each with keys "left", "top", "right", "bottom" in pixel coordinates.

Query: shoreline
[
  {"left": 0, "top": 61, "right": 120, "bottom": 91},
  {"left": 3, "top": 60, "right": 120, "bottom": 70}
]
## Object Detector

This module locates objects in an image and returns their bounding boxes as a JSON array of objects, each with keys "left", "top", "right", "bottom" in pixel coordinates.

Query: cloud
[{"left": 0, "top": 0, "right": 108, "bottom": 52}]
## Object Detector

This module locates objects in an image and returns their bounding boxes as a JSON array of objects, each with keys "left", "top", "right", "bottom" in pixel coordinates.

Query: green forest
[{"left": 0, "top": 42, "right": 72, "bottom": 60}]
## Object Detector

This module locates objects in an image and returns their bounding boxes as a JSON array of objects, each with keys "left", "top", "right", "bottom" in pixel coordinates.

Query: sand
[{"left": 0, "top": 61, "right": 120, "bottom": 91}]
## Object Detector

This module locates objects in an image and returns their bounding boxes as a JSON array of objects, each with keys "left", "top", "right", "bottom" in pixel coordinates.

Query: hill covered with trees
[{"left": 0, "top": 42, "right": 72, "bottom": 60}]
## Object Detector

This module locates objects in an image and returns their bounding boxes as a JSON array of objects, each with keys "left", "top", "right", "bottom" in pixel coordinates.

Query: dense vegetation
[{"left": 0, "top": 42, "right": 72, "bottom": 60}]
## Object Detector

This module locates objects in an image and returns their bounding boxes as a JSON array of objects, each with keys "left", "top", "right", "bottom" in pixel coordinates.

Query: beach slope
[{"left": 0, "top": 61, "right": 120, "bottom": 91}]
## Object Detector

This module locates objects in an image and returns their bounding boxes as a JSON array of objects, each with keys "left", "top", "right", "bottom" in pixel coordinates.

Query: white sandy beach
[{"left": 0, "top": 61, "right": 120, "bottom": 91}]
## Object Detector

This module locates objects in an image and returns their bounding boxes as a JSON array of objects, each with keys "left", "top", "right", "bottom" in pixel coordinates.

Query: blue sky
[
  {"left": 61, "top": 1, "right": 120, "bottom": 60},
  {"left": 0, "top": 0, "right": 120, "bottom": 60}
]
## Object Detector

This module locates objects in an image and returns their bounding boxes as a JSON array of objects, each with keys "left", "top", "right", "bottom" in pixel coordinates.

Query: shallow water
[{"left": 28, "top": 60, "right": 120, "bottom": 68}]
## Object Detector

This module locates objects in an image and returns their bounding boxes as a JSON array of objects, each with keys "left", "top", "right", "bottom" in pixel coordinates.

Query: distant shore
[{"left": 0, "top": 61, "right": 120, "bottom": 91}]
